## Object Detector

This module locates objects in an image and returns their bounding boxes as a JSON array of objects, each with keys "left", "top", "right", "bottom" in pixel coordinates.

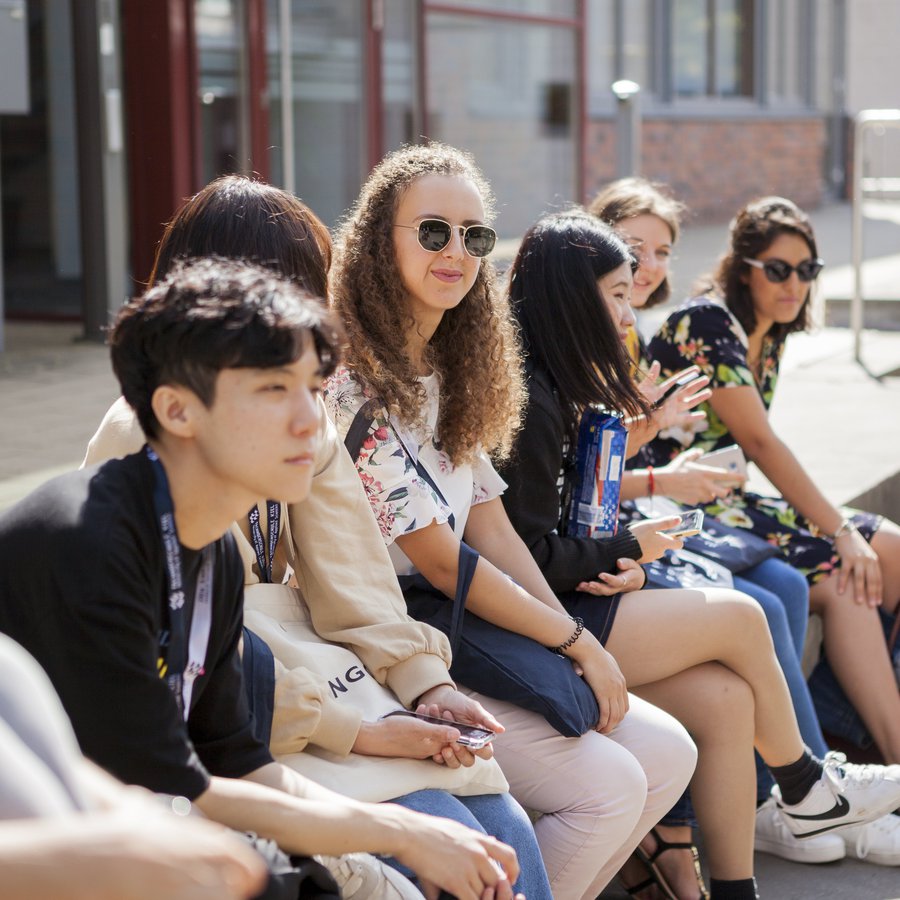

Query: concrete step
[{"left": 824, "top": 297, "right": 900, "bottom": 331}]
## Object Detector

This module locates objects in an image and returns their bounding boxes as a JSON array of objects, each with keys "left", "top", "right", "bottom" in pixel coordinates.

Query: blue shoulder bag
[{"left": 344, "top": 400, "right": 601, "bottom": 737}]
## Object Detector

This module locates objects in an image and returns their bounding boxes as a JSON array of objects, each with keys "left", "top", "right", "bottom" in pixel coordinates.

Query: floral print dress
[
  {"left": 645, "top": 298, "right": 880, "bottom": 586},
  {"left": 323, "top": 365, "right": 507, "bottom": 579}
]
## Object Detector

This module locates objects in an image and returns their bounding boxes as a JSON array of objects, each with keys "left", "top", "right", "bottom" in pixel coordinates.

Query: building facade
[{"left": 0, "top": 0, "right": 867, "bottom": 338}]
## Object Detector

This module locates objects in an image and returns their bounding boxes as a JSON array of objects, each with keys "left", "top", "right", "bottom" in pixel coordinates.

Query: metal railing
[{"left": 851, "top": 109, "right": 900, "bottom": 361}]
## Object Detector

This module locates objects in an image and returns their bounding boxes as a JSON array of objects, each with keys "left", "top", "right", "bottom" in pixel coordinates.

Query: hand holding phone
[
  {"left": 697, "top": 444, "right": 748, "bottom": 479},
  {"left": 380, "top": 710, "right": 496, "bottom": 751},
  {"left": 629, "top": 516, "right": 687, "bottom": 563},
  {"left": 660, "top": 508, "right": 704, "bottom": 537}
]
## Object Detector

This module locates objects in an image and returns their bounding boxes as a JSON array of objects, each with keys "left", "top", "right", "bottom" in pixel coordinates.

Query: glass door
[{"left": 195, "top": 0, "right": 251, "bottom": 183}]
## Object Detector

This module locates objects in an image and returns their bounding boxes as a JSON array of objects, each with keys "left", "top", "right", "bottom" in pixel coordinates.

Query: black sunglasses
[
  {"left": 743, "top": 257, "right": 824, "bottom": 283},
  {"left": 394, "top": 218, "right": 497, "bottom": 258}
]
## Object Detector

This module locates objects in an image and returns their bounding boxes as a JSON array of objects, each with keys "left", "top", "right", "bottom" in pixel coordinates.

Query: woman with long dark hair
[
  {"left": 497, "top": 208, "right": 900, "bottom": 899},
  {"left": 325, "top": 145, "right": 900, "bottom": 900}
]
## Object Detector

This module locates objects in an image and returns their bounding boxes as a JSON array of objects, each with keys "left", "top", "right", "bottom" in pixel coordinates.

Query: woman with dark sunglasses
[
  {"left": 496, "top": 208, "right": 900, "bottom": 900},
  {"left": 325, "top": 148, "right": 900, "bottom": 899},
  {"left": 646, "top": 197, "right": 900, "bottom": 776}
]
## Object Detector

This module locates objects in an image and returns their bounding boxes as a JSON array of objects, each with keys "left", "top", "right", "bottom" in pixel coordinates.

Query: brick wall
[{"left": 585, "top": 116, "right": 828, "bottom": 223}]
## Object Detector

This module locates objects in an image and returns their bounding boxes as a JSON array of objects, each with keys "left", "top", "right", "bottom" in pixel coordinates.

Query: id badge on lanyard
[
  {"left": 146, "top": 446, "right": 214, "bottom": 720},
  {"left": 248, "top": 500, "right": 281, "bottom": 584}
]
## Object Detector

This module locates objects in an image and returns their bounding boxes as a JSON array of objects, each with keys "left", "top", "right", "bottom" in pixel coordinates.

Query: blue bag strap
[
  {"left": 241, "top": 626, "right": 275, "bottom": 747},
  {"left": 343, "top": 397, "right": 455, "bottom": 531},
  {"left": 343, "top": 397, "right": 478, "bottom": 653},
  {"left": 450, "top": 542, "right": 479, "bottom": 652},
  {"left": 343, "top": 397, "right": 384, "bottom": 465}
]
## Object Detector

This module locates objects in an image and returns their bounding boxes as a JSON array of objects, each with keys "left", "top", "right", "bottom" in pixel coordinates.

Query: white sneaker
[
  {"left": 842, "top": 813, "right": 900, "bottom": 866},
  {"left": 774, "top": 752, "right": 900, "bottom": 839},
  {"left": 755, "top": 797, "right": 846, "bottom": 863},
  {"left": 315, "top": 853, "right": 424, "bottom": 899}
]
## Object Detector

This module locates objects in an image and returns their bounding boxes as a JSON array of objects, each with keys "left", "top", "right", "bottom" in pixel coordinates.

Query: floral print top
[
  {"left": 646, "top": 298, "right": 784, "bottom": 461},
  {"left": 645, "top": 298, "right": 882, "bottom": 585},
  {"left": 324, "top": 365, "right": 507, "bottom": 578}
]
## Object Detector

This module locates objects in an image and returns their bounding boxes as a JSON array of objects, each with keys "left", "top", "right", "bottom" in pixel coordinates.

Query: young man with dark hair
[{"left": 0, "top": 259, "right": 520, "bottom": 900}]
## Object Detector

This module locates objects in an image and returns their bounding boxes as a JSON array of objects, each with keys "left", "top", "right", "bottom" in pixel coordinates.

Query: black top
[
  {"left": 498, "top": 367, "right": 642, "bottom": 593},
  {"left": 0, "top": 452, "right": 272, "bottom": 799}
]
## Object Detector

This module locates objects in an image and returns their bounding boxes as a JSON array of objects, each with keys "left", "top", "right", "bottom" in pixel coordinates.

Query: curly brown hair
[
  {"left": 587, "top": 177, "right": 685, "bottom": 309},
  {"left": 699, "top": 196, "right": 818, "bottom": 341},
  {"left": 331, "top": 142, "right": 524, "bottom": 464}
]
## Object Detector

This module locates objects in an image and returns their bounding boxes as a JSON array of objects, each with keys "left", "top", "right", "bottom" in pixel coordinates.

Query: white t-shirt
[{"left": 324, "top": 366, "right": 506, "bottom": 577}]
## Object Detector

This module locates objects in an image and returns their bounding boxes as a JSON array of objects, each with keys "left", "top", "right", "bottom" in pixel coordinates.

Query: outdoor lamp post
[{"left": 611, "top": 79, "right": 641, "bottom": 179}]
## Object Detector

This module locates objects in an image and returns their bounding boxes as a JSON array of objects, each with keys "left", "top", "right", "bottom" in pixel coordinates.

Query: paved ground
[
  {"left": 1, "top": 199, "right": 899, "bottom": 897},
  {"left": 600, "top": 840, "right": 900, "bottom": 900},
  {"left": 0, "top": 321, "right": 118, "bottom": 509}
]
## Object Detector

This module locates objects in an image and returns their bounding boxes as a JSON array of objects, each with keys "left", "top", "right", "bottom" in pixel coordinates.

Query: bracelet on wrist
[
  {"left": 831, "top": 518, "right": 857, "bottom": 540},
  {"left": 646, "top": 466, "right": 655, "bottom": 499},
  {"left": 549, "top": 616, "right": 584, "bottom": 655}
]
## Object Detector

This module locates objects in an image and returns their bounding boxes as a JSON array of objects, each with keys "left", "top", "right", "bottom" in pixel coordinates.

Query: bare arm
[
  {"left": 711, "top": 385, "right": 838, "bottom": 527},
  {"left": 621, "top": 449, "right": 745, "bottom": 504},
  {"left": 0, "top": 812, "right": 267, "bottom": 900},
  {"left": 397, "top": 513, "right": 572, "bottom": 640},
  {"left": 193, "top": 763, "right": 518, "bottom": 900},
  {"left": 710, "top": 384, "right": 881, "bottom": 605},
  {"left": 0, "top": 761, "right": 265, "bottom": 900},
  {"left": 395, "top": 504, "right": 630, "bottom": 732}
]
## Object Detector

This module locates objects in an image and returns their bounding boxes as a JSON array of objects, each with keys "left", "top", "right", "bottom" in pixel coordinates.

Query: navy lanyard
[
  {"left": 247, "top": 500, "right": 280, "bottom": 583},
  {"left": 146, "top": 446, "right": 214, "bottom": 720}
]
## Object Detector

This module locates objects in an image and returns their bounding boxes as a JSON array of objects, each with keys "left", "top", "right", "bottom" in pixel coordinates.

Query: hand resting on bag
[
  {"left": 565, "top": 631, "right": 629, "bottom": 734},
  {"left": 576, "top": 557, "right": 646, "bottom": 597}
]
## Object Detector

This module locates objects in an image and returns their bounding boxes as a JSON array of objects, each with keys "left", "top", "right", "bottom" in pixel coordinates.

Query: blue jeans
[
  {"left": 388, "top": 789, "right": 551, "bottom": 899},
  {"left": 663, "top": 557, "right": 827, "bottom": 824}
]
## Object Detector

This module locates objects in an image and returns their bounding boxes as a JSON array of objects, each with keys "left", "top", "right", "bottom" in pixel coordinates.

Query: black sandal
[
  {"left": 622, "top": 861, "right": 674, "bottom": 899},
  {"left": 626, "top": 828, "right": 709, "bottom": 900}
]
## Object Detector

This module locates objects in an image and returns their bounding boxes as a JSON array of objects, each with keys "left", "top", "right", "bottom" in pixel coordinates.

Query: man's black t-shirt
[{"left": 0, "top": 452, "right": 272, "bottom": 798}]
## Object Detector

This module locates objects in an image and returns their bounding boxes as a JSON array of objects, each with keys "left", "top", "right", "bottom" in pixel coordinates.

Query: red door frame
[
  {"left": 365, "top": 0, "right": 385, "bottom": 172},
  {"left": 125, "top": 0, "right": 586, "bottom": 280},
  {"left": 123, "top": 0, "right": 200, "bottom": 287},
  {"left": 124, "top": 0, "right": 270, "bottom": 287},
  {"left": 245, "top": 0, "right": 271, "bottom": 179}
]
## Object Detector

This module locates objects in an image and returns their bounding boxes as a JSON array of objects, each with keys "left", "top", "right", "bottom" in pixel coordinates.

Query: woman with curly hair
[
  {"left": 325, "top": 142, "right": 699, "bottom": 899},
  {"left": 646, "top": 196, "right": 900, "bottom": 847},
  {"left": 81, "top": 174, "right": 558, "bottom": 900}
]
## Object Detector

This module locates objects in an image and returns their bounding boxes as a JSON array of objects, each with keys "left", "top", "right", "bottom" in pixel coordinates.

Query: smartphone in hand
[
  {"left": 380, "top": 710, "right": 496, "bottom": 750},
  {"left": 660, "top": 509, "right": 704, "bottom": 537},
  {"left": 698, "top": 444, "right": 747, "bottom": 478}
]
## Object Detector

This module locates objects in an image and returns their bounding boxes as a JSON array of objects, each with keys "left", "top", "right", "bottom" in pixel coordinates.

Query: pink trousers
[{"left": 466, "top": 690, "right": 697, "bottom": 900}]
